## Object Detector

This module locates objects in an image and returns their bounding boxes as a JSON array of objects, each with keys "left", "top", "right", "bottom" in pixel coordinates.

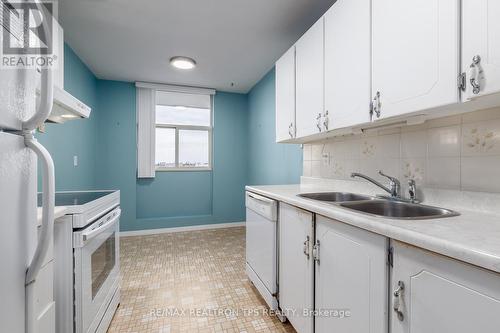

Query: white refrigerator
[{"left": 0, "top": 41, "right": 56, "bottom": 333}]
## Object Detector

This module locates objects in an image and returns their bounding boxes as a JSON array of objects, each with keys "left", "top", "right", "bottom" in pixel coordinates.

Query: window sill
[{"left": 155, "top": 167, "right": 212, "bottom": 172}]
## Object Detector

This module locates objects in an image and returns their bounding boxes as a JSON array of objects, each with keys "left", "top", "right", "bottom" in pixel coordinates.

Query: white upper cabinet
[
  {"left": 315, "top": 216, "right": 388, "bottom": 333},
  {"left": 276, "top": 46, "right": 296, "bottom": 142},
  {"left": 462, "top": 0, "right": 500, "bottom": 100},
  {"left": 279, "top": 203, "right": 314, "bottom": 333},
  {"left": 275, "top": 0, "right": 500, "bottom": 141},
  {"left": 324, "top": 0, "right": 372, "bottom": 130},
  {"left": 295, "top": 18, "right": 325, "bottom": 138},
  {"left": 391, "top": 241, "right": 500, "bottom": 333},
  {"left": 372, "top": 0, "right": 460, "bottom": 120}
]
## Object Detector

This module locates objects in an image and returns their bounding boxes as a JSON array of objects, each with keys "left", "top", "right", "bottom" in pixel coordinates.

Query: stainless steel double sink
[{"left": 297, "top": 192, "right": 459, "bottom": 220}]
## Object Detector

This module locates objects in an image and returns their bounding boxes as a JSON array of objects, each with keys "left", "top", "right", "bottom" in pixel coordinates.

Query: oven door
[{"left": 74, "top": 207, "right": 120, "bottom": 333}]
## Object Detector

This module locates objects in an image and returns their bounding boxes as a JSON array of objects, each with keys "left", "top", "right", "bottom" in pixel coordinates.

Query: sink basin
[
  {"left": 339, "top": 200, "right": 459, "bottom": 220},
  {"left": 298, "top": 192, "right": 374, "bottom": 202}
]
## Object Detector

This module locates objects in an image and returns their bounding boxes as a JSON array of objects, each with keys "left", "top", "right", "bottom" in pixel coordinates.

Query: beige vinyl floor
[{"left": 107, "top": 227, "right": 296, "bottom": 333}]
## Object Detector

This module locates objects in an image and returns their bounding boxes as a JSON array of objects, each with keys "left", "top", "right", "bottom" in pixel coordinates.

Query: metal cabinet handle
[
  {"left": 371, "top": 91, "right": 381, "bottom": 119},
  {"left": 312, "top": 240, "right": 320, "bottom": 264},
  {"left": 393, "top": 281, "right": 405, "bottom": 321},
  {"left": 323, "top": 110, "right": 329, "bottom": 131},
  {"left": 288, "top": 122, "right": 294, "bottom": 138},
  {"left": 316, "top": 113, "right": 322, "bottom": 132},
  {"left": 470, "top": 55, "right": 482, "bottom": 95},
  {"left": 303, "top": 236, "right": 310, "bottom": 259}
]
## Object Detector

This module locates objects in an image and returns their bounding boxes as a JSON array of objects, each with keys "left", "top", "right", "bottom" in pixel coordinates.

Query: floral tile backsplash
[{"left": 303, "top": 107, "right": 500, "bottom": 193}]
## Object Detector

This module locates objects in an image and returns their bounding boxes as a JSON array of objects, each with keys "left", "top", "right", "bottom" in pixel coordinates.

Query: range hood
[
  {"left": 48, "top": 86, "right": 91, "bottom": 123},
  {"left": 36, "top": 85, "right": 92, "bottom": 124}
]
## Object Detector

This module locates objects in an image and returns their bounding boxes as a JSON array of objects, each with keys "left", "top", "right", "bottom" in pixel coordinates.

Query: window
[{"left": 155, "top": 91, "right": 212, "bottom": 170}]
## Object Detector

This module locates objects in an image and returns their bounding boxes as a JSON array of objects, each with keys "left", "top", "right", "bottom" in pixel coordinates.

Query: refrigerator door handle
[
  {"left": 22, "top": 67, "right": 53, "bottom": 131},
  {"left": 24, "top": 135, "right": 55, "bottom": 333},
  {"left": 22, "top": 8, "right": 54, "bottom": 131}
]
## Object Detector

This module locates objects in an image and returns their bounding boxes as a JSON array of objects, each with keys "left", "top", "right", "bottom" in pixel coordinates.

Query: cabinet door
[
  {"left": 324, "top": 0, "right": 371, "bottom": 130},
  {"left": 462, "top": 0, "right": 500, "bottom": 100},
  {"left": 391, "top": 241, "right": 500, "bottom": 333},
  {"left": 276, "top": 46, "right": 296, "bottom": 142},
  {"left": 372, "top": 0, "right": 459, "bottom": 119},
  {"left": 295, "top": 18, "right": 324, "bottom": 138},
  {"left": 279, "top": 203, "right": 314, "bottom": 333},
  {"left": 315, "top": 216, "right": 388, "bottom": 333}
]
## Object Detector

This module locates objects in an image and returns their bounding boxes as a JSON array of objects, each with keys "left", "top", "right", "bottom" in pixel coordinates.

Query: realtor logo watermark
[{"left": 1, "top": 1, "right": 57, "bottom": 68}]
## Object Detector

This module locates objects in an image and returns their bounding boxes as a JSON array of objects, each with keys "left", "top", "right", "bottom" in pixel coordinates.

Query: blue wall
[
  {"left": 36, "top": 44, "right": 98, "bottom": 191},
  {"left": 83, "top": 78, "right": 248, "bottom": 231},
  {"left": 94, "top": 80, "right": 137, "bottom": 230},
  {"left": 211, "top": 93, "right": 248, "bottom": 222},
  {"left": 247, "top": 69, "right": 302, "bottom": 185},
  {"left": 40, "top": 45, "right": 302, "bottom": 231},
  {"left": 134, "top": 92, "right": 248, "bottom": 231}
]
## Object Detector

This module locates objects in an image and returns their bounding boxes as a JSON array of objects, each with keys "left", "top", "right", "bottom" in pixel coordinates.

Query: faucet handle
[
  {"left": 408, "top": 179, "right": 418, "bottom": 203},
  {"left": 378, "top": 170, "right": 401, "bottom": 197},
  {"left": 378, "top": 170, "right": 399, "bottom": 184}
]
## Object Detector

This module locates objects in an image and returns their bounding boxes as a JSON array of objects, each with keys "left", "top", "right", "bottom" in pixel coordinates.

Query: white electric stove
[{"left": 49, "top": 190, "right": 121, "bottom": 333}]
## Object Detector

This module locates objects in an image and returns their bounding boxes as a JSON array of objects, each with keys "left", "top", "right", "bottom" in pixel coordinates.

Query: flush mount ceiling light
[{"left": 170, "top": 56, "right": 196, "bottom": 70}]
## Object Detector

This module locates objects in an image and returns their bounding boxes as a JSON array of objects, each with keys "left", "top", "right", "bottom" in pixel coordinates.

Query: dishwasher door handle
[{"left": 247, "top": 192, "right": 275, "bottom": 204}]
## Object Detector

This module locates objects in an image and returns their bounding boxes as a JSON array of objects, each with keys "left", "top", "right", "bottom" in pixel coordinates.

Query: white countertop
[
  {"left": 246, "top": 183, "right": 500, "bottom": 274},
  {"left": 37, "top": 206, "right": 68, "bottom": 227}
]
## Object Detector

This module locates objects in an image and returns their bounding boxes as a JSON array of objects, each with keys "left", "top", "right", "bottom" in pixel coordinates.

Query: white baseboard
[{"left": 120, "top": 221, "right": 245, "bottom": 237}]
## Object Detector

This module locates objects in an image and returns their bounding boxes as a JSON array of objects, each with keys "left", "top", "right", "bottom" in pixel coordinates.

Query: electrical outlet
[{"left": 73, "top": 155, "right": 78, "bottom": 167}]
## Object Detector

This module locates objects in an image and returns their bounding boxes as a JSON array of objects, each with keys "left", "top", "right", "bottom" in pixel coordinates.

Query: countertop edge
[{"left": 246, "top": 185, "right": 500, "bottom": 275}]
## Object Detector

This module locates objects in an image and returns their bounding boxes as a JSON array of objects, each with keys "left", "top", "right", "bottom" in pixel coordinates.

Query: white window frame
[{"left": 155, "top": 96, "right": 213, "bottom": 172}]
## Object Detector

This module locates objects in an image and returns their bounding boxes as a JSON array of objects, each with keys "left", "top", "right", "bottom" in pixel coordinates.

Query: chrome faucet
[{"left": 351, "top": 170, "right": 401, "bottom": 199}]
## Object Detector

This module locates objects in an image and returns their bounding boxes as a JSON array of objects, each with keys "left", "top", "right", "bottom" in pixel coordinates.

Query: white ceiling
[{"left": 59, "top": 0, "right": 336, "bottom": 93}]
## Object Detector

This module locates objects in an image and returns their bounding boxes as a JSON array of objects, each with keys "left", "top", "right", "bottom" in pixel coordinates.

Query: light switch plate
[{"left": 73, "top": 155, "right": 78, "bottom": 167}]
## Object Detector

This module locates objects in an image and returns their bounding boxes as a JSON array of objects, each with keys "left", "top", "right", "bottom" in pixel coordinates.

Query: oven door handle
[{"left": 82, "top": 209, "right": 121, "bottom": 242}]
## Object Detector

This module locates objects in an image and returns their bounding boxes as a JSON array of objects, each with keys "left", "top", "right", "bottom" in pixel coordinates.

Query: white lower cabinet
[
  {"left": 278, "top": 204, "right": 500, "bottom": 333},
  {"left": 278, "top": 206, "right": 389, "bottom": 333},
  {"left": 391, "top": 241, "right": 500, "bottom": 333},
  {"left": 315, "top": 216, "right": 388, "bottom": 333},
  {"left": 279, "top": 203, "right": 314, "bottom": 333}
]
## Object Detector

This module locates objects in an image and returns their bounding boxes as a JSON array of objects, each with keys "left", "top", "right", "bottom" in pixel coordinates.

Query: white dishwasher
[{"left": 245, "top": 191, "right": 278, "bottom": 310}]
